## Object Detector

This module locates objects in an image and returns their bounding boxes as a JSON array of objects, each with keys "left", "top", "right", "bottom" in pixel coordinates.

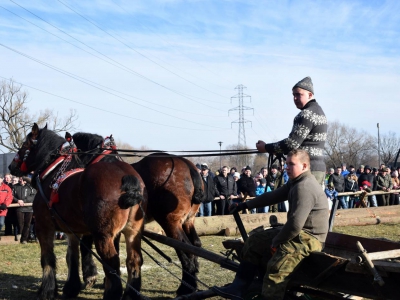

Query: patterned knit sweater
[{"left": 265, "top": 99, "right": 327, "bottom": 172}]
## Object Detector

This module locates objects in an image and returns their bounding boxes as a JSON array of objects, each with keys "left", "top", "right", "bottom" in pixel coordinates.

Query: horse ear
[
  {"left": 44, "top": 123, "right": 48, "bottom": 130},
  {"left": 32, "top": 123, "right": 39, "bottom": 135}
]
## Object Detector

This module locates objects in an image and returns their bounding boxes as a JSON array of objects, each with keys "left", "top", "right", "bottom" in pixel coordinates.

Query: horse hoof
[
  {"left": 176, "top": 284, "right": 196, "bottom": 296},
  {"left": 82, "top": 276, "right": 97, "bottom": 289}
]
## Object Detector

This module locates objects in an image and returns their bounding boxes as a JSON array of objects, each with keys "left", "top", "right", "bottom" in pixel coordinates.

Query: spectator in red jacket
[{"left": 0, "top": 174, "right": 14, "bottom": 240}]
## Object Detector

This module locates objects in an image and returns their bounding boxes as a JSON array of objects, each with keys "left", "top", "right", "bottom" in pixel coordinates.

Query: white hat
[
  {"left": 233, "top": 172, "right": 241, "bottom": 178},
  {"left": 200, "top": 163, "right": 209, "bottom": 169}
]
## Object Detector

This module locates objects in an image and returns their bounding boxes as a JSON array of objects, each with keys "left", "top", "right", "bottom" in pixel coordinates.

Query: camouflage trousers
[{"left": 241, "top": 228, "right": 322, "bottom": 300}]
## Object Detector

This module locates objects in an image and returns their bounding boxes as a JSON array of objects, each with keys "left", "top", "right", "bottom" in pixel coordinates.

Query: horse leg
[
  {"left": 36, "top": 219, "right": 58, "bottom": 300},
  {"left": 122, "top": 228, "right": 143, "bottom": 300},
  {"left": 80, "top": 235, "right": 98, "bottom": 289},
  {"left": 114, "top": 232, "right": 121, "bottom": 255},
  {"left": 63, "top": 234, "right": 82, "bottom": 298},
  {"left": 94, "top": 235, "right": 123, "bottom": 300},
  {"left": 160, "top": 221, "right": 198, "bottom": 296},
  {"left": 179, "top": 210, "right": 202, "bottom": 294}
]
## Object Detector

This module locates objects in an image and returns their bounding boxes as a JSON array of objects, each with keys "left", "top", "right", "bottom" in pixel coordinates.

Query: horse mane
[
  {"left": 72, "top": 132, "right": 104, "bottom": 152},
  {"left": 29, "top": 128, "right": 84, "bottom": 176},
  {"left": 73, "top": 132, "right": 121, "bottom": 164},
  {"left": 32, "top": 128, "right": 66, "bottom": 171}
]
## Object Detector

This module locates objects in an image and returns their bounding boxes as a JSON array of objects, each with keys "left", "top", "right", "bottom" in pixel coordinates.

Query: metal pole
[
  {"left": 377, "top": 123, "right": 381, "bottom": 166},
  {"left": 218, "top": 141, "right": 223, "bottom": 170}
]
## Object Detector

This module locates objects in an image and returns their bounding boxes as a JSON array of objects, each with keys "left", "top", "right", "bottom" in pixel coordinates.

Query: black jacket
[
  {"left": 201, "top": 174, "right": 217, "bottom": 203},
  {"left": 237, "top": 175, "right": 256, "bottom": 197},
  {"left": 328, "top": 173, "right": 345, "bottom": 192},
  {"left": 13, "top": 183, "right": 36, "bottom": 213},
  {"left": 214, "top": 175, "right": 237, "bottom": 198},
  {"left": 344, "top": 178, "right": 358, "bottom": 193},
  {"left": 357, "top": 173, "right": 375, "bottom": 190}
]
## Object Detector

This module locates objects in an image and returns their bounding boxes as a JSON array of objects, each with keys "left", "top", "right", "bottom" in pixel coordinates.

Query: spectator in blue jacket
[
  {"left": 325, "top": 182, "right": 338, "bottom": 210},
  {"left": 256, "top": 178, "right": 271, "bottom": 213},
  {"left": 341, "top": 163, "right": 350, "bottom": 177}
]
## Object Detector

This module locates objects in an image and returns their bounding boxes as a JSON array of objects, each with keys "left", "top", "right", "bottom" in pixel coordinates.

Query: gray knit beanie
[{"left": 293, "top": 76, "right": 314, "bottom": 94}]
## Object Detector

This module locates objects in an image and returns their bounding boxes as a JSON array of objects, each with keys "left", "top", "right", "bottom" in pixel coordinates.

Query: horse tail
[
  {"left": 183, "top": 159, "right": 205, "bottom": 204},
  {"left": 118, "top": 175, "right": 144, "bottom": 209}
]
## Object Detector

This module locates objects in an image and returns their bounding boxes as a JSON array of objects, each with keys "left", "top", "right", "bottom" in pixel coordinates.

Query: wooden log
[
  {"left": 144, "top": 206, "right": 400, "bottom": 237},
  {"left": 362, "top": 249, "right": 400, "bottom": 261}
]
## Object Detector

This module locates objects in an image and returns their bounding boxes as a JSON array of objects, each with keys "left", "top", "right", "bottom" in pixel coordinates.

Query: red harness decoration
[
  {"left": 90, "top": 135, "right": 120, "bottom": 164},
  {"left": 42, "top": 135, "right": 118, "bottom": 207},
  {"left": 49, "top": 168, "right": 84, "bottom": 207},
  {"left": 39, "top": 156, "right": 66, "bottom": 181},
  {"left": 90, "top": 149, "right": 113, "bottom": 164}
]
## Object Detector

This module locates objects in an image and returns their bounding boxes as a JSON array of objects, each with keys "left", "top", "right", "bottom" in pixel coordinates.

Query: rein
[{"left": 74, "top": 149, "right": 259, "bottom": 158}]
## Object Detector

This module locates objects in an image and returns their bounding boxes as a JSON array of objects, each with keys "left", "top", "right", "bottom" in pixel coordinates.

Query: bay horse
[
  {"left": 71, "top": 132, "right": 205, "bottom": 296},
  {"left": 8, "top": 124, "right": 147, "bottom": 300}
]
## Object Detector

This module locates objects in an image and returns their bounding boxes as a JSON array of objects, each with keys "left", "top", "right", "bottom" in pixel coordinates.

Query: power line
[
  {"left": 253, "top": 113, "right": 274, "bottom": 140},
  {"left": 0, "top": 5, "right": 228, "bottom": 118},
  {"left": 57, "top": 0, "right": 230, "bottom": 100},
  {"left": 7, "top": 0, "right": 227, "bottom": 108},
  {"left": 0, "top": 76, "right": 231, "bottom": 132},
  {"left": 111, "top": 0, "right": 237, "bottom": 89},
  {"left": 0, "top": 43, "right": 229, "bottom": 129}
]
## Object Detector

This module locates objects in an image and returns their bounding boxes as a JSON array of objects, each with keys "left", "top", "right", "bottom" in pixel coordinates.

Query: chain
[{"left": 49, "top": 154, "right": 72, "bottom": 191}]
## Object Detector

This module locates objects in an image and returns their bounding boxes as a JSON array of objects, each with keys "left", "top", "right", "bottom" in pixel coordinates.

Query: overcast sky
[{"left": 1, "top": 0, "right": 399, "bottom": 152}]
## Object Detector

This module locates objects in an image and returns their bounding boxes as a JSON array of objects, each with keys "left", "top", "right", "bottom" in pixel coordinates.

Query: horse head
[
  {"left": 8, "top": 122, "right": 65, "bottom": 176},
  {"left": 9, "top": 123, "right": 42, "bottom": 176}
]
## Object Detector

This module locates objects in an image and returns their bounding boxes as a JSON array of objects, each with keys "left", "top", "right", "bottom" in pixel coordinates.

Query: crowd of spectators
[
  {"left": 325, "top": 163, "right": 400, "bottom": 209},
  {"left": 195, "top": 161, "right": 400, "bottom": 217},
  {"left": 0, "top": 173, "right": 37, "bottom": 243},
  {"left": 195, "top": 162, "right": 289, "bottom": 217}
]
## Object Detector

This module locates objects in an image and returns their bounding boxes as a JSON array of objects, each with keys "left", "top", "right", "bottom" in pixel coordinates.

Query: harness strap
[
  {"left": 90, "top": 149, "right": 114, "bottom": 164},
  {"left": 49, "top": 168, "right": 84, "bottom": 207},
  {"left": 40, "top": 156, "right": 66, "bottom": 181}
]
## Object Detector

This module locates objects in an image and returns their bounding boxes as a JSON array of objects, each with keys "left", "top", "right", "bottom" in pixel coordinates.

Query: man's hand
[
  {"left": 18, "top": 200, "right": 24, "bottom": 206},
  {"left": 229, "top": 202, "right": 248, "bottom": 214},
  {"left": 0, "top": 204, "right": 7, "bottom": 210},
  {"left": 256, "top": 140, "right": 267, "bottom": 153},
  {"left": 219, "top": 195, "right": 225, "bottom": 200}
]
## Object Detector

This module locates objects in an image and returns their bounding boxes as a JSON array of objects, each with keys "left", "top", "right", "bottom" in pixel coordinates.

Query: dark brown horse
[
  {"left": 9, "top": 124, "right": 147, "bottom": 300},
  {"left": 72, "top": 132, "right": 205, "bottom": 296}
]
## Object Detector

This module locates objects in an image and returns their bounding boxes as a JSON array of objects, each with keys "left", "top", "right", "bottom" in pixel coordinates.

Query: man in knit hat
[{"left": 256, "top": 76, "right": 327, "bottom": 186}]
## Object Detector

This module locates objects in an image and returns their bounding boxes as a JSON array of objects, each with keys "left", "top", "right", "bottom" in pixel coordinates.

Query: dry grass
[
  {"left": 1, "top": 223, "right": 400, "bottom": 299},
  {"left": 0, "top": 235, "right": 235, "bottom": 300}
]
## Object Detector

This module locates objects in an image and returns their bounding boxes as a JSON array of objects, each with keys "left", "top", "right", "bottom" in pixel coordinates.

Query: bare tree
[
  {"left": 324, "top": 121, "right": 376, "bottom": 168},
  {"left": 224, "top": 144, "right": 254, "bottom": 171},
  {"left": 252, "top": 153, "right": 268, "bottom": 174},
  {"left": 376, "top": 132, "right": 400, "bottom": 166},
  {"left": 0, "top": 79, "right": 78, "bottom": 153}
]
